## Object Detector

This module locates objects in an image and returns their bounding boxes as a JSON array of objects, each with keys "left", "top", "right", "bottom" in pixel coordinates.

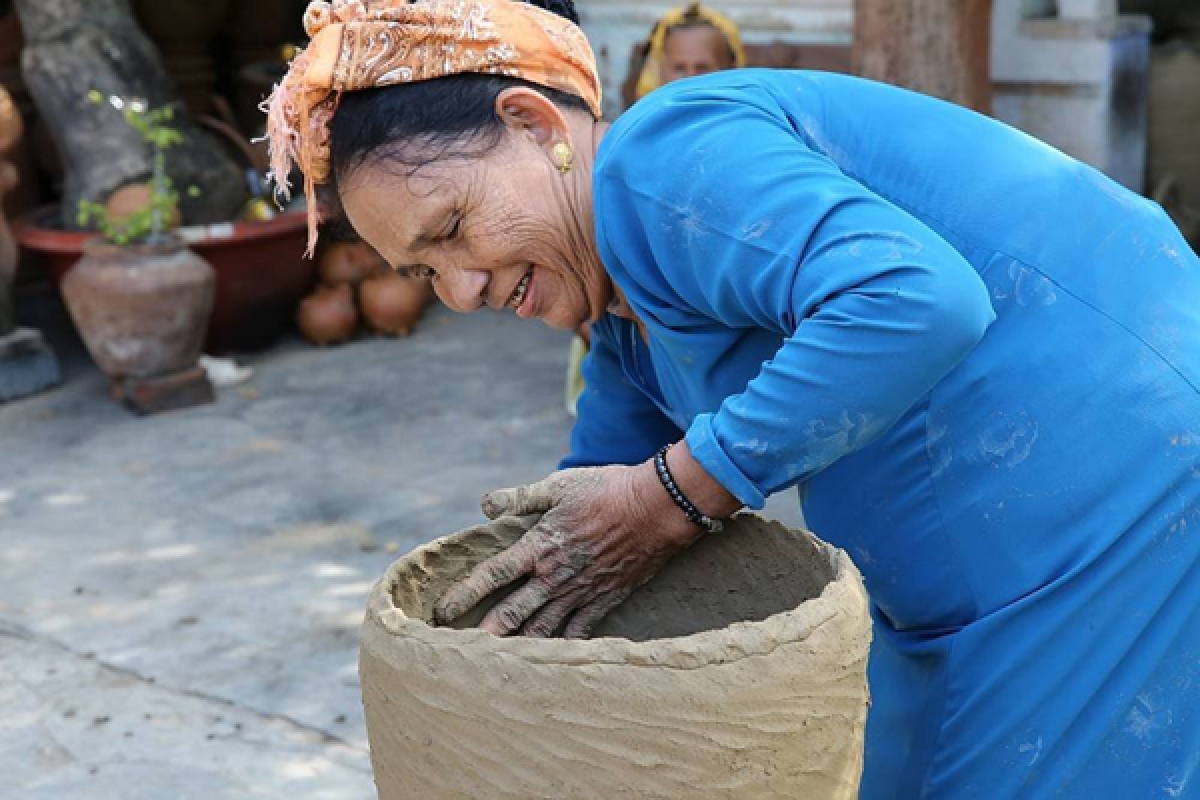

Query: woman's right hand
[{"left": 434, "top": 462, "right": 704, "bottom": 638}]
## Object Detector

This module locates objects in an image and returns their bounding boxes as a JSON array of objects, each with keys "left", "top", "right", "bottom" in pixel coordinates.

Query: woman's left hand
[{"left": 433, "top": 461, "right": 704, "bottom": 638}]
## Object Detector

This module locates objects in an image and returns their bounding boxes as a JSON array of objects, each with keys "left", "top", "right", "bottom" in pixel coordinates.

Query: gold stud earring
[{"left": 552, "top": 141, "right": 573, "bottom": 174}]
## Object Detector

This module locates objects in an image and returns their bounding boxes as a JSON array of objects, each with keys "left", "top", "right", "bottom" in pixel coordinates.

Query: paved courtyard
[{"left": 1, "top": 287, "right": 799, "bottom": 799}]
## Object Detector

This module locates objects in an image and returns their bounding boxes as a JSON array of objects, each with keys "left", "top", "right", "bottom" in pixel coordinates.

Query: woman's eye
[
  {"left": 446, "top": 215, "right": 462, "bottom": 240},
  {"left": 395, "top": 264, "right": 437, "bottom": 279}
]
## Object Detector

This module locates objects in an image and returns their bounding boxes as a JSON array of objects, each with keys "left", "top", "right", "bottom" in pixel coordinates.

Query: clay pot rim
[
  {"left": 81, "top": 233, "right": 190, "bottom": 259},
  {"left": 12, "top": 204, "right": 307, "bottom": 256},
  {"left": 366, "top": 514, "right": 871, "bottom": 670}
]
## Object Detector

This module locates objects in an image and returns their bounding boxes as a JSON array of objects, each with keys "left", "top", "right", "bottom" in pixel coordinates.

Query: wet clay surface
[
  {"left": 364, "top": 513, "right": 871, "bottom": 799},
  {"left": 393, "top": 514, "right": 835, "bottom": 640}
]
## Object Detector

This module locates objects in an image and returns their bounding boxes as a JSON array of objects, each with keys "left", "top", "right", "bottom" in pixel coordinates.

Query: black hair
[{"left": 329, "top": 0, "right": 592, "bottom": 187}]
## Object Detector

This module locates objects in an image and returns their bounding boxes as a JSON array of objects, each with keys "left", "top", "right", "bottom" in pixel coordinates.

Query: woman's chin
[
  {"left": 538, "top": 307, "right": 585, "bottom": 331},
  {"left": 542, "top": 315, "right": 576, "bottom": 331}
]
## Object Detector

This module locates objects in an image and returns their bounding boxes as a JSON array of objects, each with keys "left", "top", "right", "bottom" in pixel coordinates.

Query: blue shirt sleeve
[
  {"left": 595, "top": 85, "right": 996, "bottom": 507},
  {"left": 561, "top": 318, "right": 683, "bottom": 469}
]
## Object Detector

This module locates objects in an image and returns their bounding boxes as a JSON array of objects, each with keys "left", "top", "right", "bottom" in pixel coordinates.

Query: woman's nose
[{"left": 435, "top": 268, "right": 489, "bottom": 313}]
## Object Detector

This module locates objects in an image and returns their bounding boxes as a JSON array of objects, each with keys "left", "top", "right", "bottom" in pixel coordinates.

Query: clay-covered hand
[{"left": 433, "top": 463, "right": 704, "bottom": 638}]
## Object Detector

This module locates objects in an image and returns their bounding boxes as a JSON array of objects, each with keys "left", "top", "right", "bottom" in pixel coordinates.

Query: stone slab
[{"left": 0, "top": 326, "right": 60, "bottom": 403}]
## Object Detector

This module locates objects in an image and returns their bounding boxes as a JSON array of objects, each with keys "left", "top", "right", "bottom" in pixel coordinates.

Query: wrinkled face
[
  {"left": 660, "top": 25, "right": 734, "bottom": 83},
  {"left": 338, "top": 129, "right": 611, "bottom": 332}
]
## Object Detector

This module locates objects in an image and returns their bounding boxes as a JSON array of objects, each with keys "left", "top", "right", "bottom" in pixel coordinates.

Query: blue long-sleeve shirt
[{"left": 565, "top": 71, "right": 1199, "bottom": 798}]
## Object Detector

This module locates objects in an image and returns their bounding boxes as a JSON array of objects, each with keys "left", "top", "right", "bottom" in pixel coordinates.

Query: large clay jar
[
  {"left": 62, "top": 235, "right": 214, "bottom": 379},
  {"left": 358, "top": 272, "right": 432, "bottom": 337},
  {"left": 361, "top": 514, "right": 872, "bottom": 799},
  {"left": 296, "top": 284, "right": 358, "bottom": 346}
]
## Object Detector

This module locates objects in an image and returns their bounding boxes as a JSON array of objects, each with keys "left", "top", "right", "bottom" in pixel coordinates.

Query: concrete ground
[{"left": 1, "top": 287, "right": 800, "bottom": 799}]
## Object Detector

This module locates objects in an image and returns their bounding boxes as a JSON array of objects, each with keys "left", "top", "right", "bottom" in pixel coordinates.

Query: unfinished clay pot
[
  {"left": 358, "top": 272, "right": 432, "bottom": 336},
  {"left": 296, "top": 284, "right": 357, "bottom": 346},
  {"left": 361, "top": 514, "right": 872, "bottom": 799},
  {"left": 317, "top": 240, "right": 385, "bottom": 288},
  {"left": 61, "top": 235, "right": 214, "bottom": 379}
]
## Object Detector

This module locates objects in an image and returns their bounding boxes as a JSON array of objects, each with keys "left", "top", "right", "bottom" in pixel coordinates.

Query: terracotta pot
[
  {"left": 359, "top": 272, "right": 433, "bottom": 337},
  {"left": 104, "top": 183, "right": 183, "bottom": 230},
  {"left": 0, "top": 67, "right": 42, "bottom": 216},
  {"left": 62, "top": 235, "right": 214, "bottom": 379},
  {"left": 296, "top": 284, "right": 358, "bottom": 346},
  {"left": 13, "top": 206, "right": 316, "bottom": 353},
  {"left": 318, "top": 240, "right": 386, "bottom": 287},
  {"left": 0, "top": 83, "right": 20, "bottom": 154}
]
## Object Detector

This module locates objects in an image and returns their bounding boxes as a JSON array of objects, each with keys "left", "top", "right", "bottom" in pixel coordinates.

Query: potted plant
[
  {"left": 10, "top": 0, "right": 315, "bottom": 354},
  {"left": 60, "top": 92, "right": 215, "bottom": 410}
]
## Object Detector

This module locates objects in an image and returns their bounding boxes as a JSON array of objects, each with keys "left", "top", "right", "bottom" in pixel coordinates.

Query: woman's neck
[{"left": 573, "top": 117, "right": 644, "bottom": 336}]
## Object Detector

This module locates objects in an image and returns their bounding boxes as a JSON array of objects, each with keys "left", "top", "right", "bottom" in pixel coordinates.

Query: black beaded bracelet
[{"left": 653, "top": 446, "right": 724, "bottom": 534}]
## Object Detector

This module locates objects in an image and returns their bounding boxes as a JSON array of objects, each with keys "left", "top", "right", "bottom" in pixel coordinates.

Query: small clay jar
[
  {"left": 359, "top": 272, "right": 433, "bottom": 337},
  {"left": 62, "top": 235, "right": 215, "bottom": 379},
  {"left": 318, "top": 241, "right": 386, "bottom": 288},
  {"left": 296, "top": 284, "right": 358, "bottom": 346}
]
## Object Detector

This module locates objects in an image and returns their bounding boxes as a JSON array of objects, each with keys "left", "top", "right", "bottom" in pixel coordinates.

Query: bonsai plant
[
  {"left": 60, "top": 92, "right": 216, "bottom": 412},
  {"left": 75, "top": 92, "right": 196, "bottom": 245}
]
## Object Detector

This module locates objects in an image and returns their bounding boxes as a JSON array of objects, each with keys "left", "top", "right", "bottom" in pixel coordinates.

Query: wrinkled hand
[{"left": 433, "top": 462, "right": 703, "bottom": 638}]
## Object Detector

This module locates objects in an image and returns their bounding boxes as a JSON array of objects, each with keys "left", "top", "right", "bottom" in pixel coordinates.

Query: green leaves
[
  {"left": 75, "top": 194, "right": 179, "bottom": 246},
  {"left": 79, "top": 90, "right": 189, "bottom": 245},
  {"left": 121, "top": 103, "right": 185, "bottom": 151}
]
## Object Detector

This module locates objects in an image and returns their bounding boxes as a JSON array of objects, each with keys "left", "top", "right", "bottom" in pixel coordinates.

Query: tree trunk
[
  {"left": 14, "top": 0, "right": 246, "bottom": 229},
  {"left": 852, "top": 0, "right": 994, "bottom": 114}
]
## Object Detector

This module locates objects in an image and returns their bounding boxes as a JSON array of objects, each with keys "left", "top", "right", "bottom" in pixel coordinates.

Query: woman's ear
[{"left": 495, "top": 87, "right": 570, "bottom": 149}]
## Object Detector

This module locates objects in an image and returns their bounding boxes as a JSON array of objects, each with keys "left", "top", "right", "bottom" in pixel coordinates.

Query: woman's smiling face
[{"left": 336, "top": 90, "right": 613, "bottom": 332}]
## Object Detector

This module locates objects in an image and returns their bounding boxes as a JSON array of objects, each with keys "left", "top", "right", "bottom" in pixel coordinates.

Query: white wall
[{"left": 992, "top": 1, "right": 1152, "bottom": 190}]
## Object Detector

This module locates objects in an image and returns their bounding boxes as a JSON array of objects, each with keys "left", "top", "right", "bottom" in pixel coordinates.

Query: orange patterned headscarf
[{"left": 265, "top": 0, "right": 602, "bottom": 255}]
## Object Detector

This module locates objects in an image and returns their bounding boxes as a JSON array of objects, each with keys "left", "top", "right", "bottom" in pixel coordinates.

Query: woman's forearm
[{"left": 663, "top": 439, "right": 743, "bottom": 521}]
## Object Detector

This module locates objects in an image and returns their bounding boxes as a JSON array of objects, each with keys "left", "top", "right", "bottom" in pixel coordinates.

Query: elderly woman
[{"left": 268, "top": 0, "right": 1198, "bottom": 796}]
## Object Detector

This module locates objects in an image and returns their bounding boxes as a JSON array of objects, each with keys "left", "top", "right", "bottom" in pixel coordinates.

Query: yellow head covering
[
  {"left": 634, "top": 2, "right": 745, "bottom": 100},
  {"left": 265, "top": 0, "right": 602, "bottom": 255}
]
